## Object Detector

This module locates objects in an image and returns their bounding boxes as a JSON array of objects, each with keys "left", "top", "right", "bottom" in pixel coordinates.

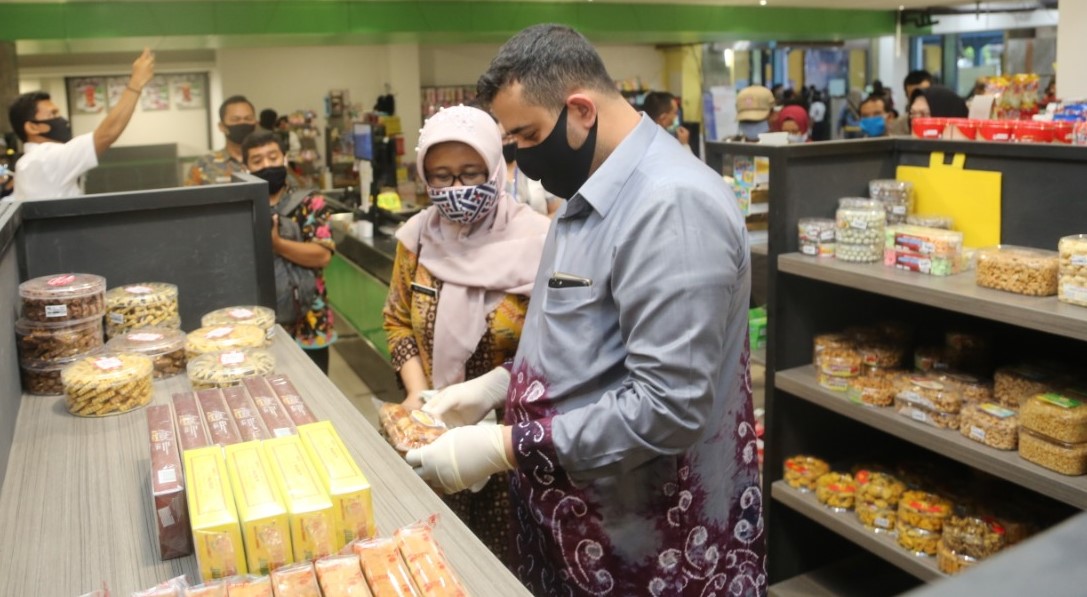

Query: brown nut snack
[
  {"left": 61, "top": 352, "right": 154, "bottom": 417},
  {"left": 894, "top": 396, "right": 961, "bottom": 430},
  {"left": 896, "top": 376, "right": 963, "bottom": 414},
  {"left": 995, "top": 365, "right": 1058, "bottom": 409},
  {"left": 856, "top": 341, "right": 906, "bottom": 369},
  {"left": 20, "top": 359, "right": 79, "bottom": 395},
  {"left": 813, "top": 333, "right": 853, "bottom": 367},
  {"left": 106, "top": 327, "right": 188, "bottom": 379},
  {"left": 960, "top": 403, "right": 1019, "bottom": 450},
  {"left": 975, "top": 245, "right": 1059, "bottom": 296},
  {"left": 19, "top": 273, "right": 106, "bottom": 322},
  {"left": 104, "top": 283, "right": 180, "bottom": 336},
  {"left": 1020, "top": 391, "right": 1087, "bottom": 444},
  {"left": 815, "top": 472, "right": 857, "bottom": 511},
  {"left": 16, "top": 316, "right": 103, "bottom": 363},
  {"left": 942, "top": 516, "right": 1006, "bottom": 560},
  {"left": 783, "top": 456, "right": 830, "bottom": 491},
  {"left": 896, "top": 520, "right": 940, "bottom": 556},
  {"left": 898, "top": 491, "right": 953, "bottom": 532},
  {"left": 855, "top": 470, "right": 906, "bottom": 509},
  {"left": 937, "top": 372, "right": 994, "bottom": 404},
  {"left": 1018, "top": 427, "right": 1087, "bottom": 475},
  {"left": 936, "top": 539, "right": 978, "bottom": 575},
  {"left": 849, "top": 375, "right": 898, "bottom": 407}
]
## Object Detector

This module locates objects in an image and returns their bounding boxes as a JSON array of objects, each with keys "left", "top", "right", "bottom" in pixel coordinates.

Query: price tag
[
  {"left": 892, "top": 206, "right": 907, "bottom": 215},
  {"left": 229, "top": 308, "right": 254, "bottom": 319},
  {"left": 850, "top": 218, "right": 868, "bottom": 230},
  {"left": 130, "top": 333, "right": 164, "bottom": 342},
  {"left": 911, "top": 409, "right": 928, "bottom": 423},
  {"left": 970, "top": 426, "right": 986, "bottom": 441},
  {"left": 125, "top": 285, "right": 153, "bottom": 294},
  {"left": 218, "top": 351, "right": 245, "bottom": 365},
  {"left": 109, "top": 313, "right": 125, "bottom": 324},
  {"left": 1071, "top": 255, "right": 1087, "bottom": 266},
  {"left": 206, "top": 327, "right": 234, "bottom": 339},
  {"left": 95, "top": 357, "right": 123, "bottom": 371},
  {"left": 45, "top": 304, "right": 68, "bottom": 318},
  {"left": 47, "top": 275, "right": 75, "bottom": 287}
]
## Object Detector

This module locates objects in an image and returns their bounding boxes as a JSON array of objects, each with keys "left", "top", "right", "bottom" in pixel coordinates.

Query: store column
[
  {"left": 1057, "top": 0, "right": 1087, "bottom": 99},
  {"left": 0, "top": 42, "right": 17, "bottom": 137},
  {"left": 386, "top": 43, "right": 422, "bottom": 165}
]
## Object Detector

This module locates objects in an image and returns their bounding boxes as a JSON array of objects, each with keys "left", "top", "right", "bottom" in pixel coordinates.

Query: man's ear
[
  {"left": 565, "top": 93, "right": 597, "bottom": 128},
  {"left": 218, "top": 121, "right": 228, "bottom": 134}
]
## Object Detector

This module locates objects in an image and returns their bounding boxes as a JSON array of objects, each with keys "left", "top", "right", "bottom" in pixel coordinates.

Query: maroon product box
[
  {"left": 222, "top": 385, "right": 269, "bottom": 442},
  {"left": 267, "top": 374, "right": 318, "bottom": 426},
  {"left": 171, "top": 392, "right": 210, "bottom": 453},
  {"left": 242, "top": 377, "right": 296, "bottom": 438},
  {"left": 196, "top": 388, "right": 242, "bottom": 446},
  {"left": 147, "top": 404, "right": 193, "bottom": 560}
]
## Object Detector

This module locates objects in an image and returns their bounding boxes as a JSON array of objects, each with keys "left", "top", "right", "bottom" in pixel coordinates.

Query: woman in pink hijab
[{"left": 382, "top": 104, "right": 551, "bottom": 563}]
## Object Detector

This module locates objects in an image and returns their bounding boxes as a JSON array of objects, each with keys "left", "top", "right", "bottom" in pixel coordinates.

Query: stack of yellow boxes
[{"left": 183, "top": 422, "right": 374, "bottom": 582}]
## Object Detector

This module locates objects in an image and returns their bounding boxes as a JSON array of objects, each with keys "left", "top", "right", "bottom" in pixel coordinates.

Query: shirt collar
[{"left": 563, "top": 114, "right": 657, "bottom": 220}]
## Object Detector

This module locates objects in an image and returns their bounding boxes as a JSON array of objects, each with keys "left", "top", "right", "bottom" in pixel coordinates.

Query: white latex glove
[
  {"left": 423, "top": 367, "right": 510, "bottom": 428},
  {"left": 405, "top": 425, "right": 513, "bottom": 494}
]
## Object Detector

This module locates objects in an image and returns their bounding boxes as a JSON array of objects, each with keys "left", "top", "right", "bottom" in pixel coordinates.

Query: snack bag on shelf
[
  {"left": 298, "top": 421, "right": 376, "bottom": 546},
  {"left": 395, "top": 515, "right": 468, "bottom": 597},
  {"left": 379, "top": 403, "right": 448, "bottom": 452},
  {"left": 353, "top": 537, "right": 423, "bottom": 597},
  {"left": 183, "top": 583, "right": 227, "bottom": 597},
  {"left": 314, "top": 554, "right": 373, "bottom": 597},
  {"left": 223, "top": 576, "right": 272, "bottom": 597},
  {"left": 132, "top": 576, "right": 189, "bottom": 596},
  {"left": 269, "top": 562, "right": 322, "bottom": 597}
]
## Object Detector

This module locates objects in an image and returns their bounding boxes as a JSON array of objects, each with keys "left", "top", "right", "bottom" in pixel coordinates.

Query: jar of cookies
[
  {"left": 1058, "top": 234, "right": 1087, "bottom": 306},
  {"left": 975, "top": 245, "right": 1059, "bottom": 296},
  {"left": 995, "top": 365, "right": 1058, "bottom": 409},
  {"left": 813, "top": 333, "right": 852, "bottom": 367},
  {"left": 20, "top": 355, "right": 83, "bottom": 396},
  {"left": 815, "top": 472, "right": 857, "bottom": 512},
  {"left": 104, "top": 282, "right": 180, "bottom": 337},
  {"left": 15, "top": 315, "right": 104, "bottom": 364},
  {"left": 906, "top": 214, "right": 953, "bottom": 230},
  {"left": 187, "top": 348, "right": 276, "bottom": 390},
  {"left": 186, "top": 324, "right": 268, "bottom": 358},
  {"left": 898, "top": 491, "right": 953, "bottom": 532},
  {"left": 1019, "top": 427, "right": 1087, "bottom": 475},
  {"left": 783, "top": 455, "right": 829, "bottom": 492},
  {"left": 1020, "top": 391, "right": 1087, "bottom": 444},
  {"left": 854, "top": 471, "right": 905, "bottom": 533},
  {"left": 848, "top": 375, "right": 897, "bottom": 407},
  {"left": 896, "top": 521, "right": 941, "bottom": 556},
  {"left": 960, "top": 403, "right": 1019, "bottom": 450},
  {"left": 61, "top": 352, "right": 154, "bottom": 417},
  {"left": 936, "top": 540, "right": 977, "bottom": 574},
  {"left": 819, "top": 350, "right": 861, "bottom": 392},
  {"left": 202, "top": 305, "right": 277, "bottom": 340},
  {"left": 106, "top": 327, "right": 187, "bottom": 379},
  {"left": 19, "top": 273, "right": 106, "bottom": 322},
  {"left": 942, "top": 516, "right": 1006, "bottom": 561}
]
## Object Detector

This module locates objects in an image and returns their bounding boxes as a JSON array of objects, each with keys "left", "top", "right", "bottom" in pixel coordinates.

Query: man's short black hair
[
  {"left": 219, "top": 95, "right": 254, "bottom": 122},
  {"left": 904, "top": 70, "right": 933, "bottom": 92},
  {"left": 9, "top": 91, "right": 50, "bottom": 143},
  {"left": 259, "top": 108, "right": 277, "bottom": 130},
  {"left": 241, "top": 130, "right": 280, "bottom": 164},
  {"left": 275, "top": 115, "right": 290, "bottom": 128},
  {"left": 642, "top": 91, "right": 676, "bottom": 121},
  {"left": 860, "top": 95, "right": 888, "bottom": 113},
  {"left": 477, "top": 24, "right": 618, "bottom": 110}
]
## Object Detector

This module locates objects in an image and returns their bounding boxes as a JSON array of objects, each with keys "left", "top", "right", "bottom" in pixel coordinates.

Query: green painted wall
[
  {"left": 1, "top": 2, "right": 896, "bottom": 44},
  {"left": 325, "top": 253, "right": 391, "bottom": 360}
]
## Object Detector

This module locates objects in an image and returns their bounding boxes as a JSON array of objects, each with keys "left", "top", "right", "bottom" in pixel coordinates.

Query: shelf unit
[{"left": 703, "top": 138, "right": 1087, "bottom": 592}]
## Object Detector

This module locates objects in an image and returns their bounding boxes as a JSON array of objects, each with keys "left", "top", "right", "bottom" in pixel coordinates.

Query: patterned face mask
[{"left": 427, "top": 181, "right": 500, "bottom": 224}]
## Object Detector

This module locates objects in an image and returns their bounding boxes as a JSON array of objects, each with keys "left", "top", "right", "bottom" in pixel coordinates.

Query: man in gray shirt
[{"left": 408, "top": 24, "right": 766, "bottom": 596}]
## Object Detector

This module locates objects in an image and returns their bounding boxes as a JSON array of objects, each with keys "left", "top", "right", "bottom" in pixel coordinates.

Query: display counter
[{"left": 0, "top": 332, "right": 529, "bottom": 596}]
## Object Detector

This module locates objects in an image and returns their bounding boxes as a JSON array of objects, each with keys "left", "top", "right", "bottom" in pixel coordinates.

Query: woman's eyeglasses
[{"left": 426, "top": 170, "right": 488, "bottom": 188}]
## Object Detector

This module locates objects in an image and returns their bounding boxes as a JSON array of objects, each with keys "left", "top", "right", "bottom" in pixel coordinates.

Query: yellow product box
[
  {"left": 297, "top": 421, "right": 376, "bottom": 546},
  {"left": 262, "top": 435, "right": 337, "bottom": 561},
  {"left": 183, "top": 446, "right": 247, "bottom": 581},
  {"left": 223, "top": 441, "right": 292, "bottom": 575}
]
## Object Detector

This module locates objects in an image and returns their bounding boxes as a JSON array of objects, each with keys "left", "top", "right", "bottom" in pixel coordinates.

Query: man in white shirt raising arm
[{"left": 8, "top": 48, "right": 155, "bottom": 201}]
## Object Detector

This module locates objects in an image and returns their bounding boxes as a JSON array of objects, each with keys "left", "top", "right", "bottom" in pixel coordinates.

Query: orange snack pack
[
  {"left": 395, "top": 516, "right": 467, "bottom": 597},
  {"left": 184, "top": 582, "right": 226, "bottom": 597},
  {"left": 314, "top": 554, "right": 373, "bottom": 597},
  {"left": 224, "top": 576, "right": 272, "bottom": 597},
  {"left": 354, "top": 537, "right": 423, "bottom": 597},
  {"left": 269, "top": 562, "right": 322, "bottom": 597}
]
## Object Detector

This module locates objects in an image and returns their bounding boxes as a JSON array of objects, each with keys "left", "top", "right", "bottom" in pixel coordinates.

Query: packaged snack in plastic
[
  {"left": 894, "top": 395, "right": 960, "bottom": 430},
  {"left": 914, "top": 346, "right": 952, "bottom": 373},
  {"left": 815, "top": 472, "right": 857, "bottom": 512},
  {"left": 848, "top": 375, "right": 897, "bottom": 407},
  {"left": 995, "top": 365, "right": 1059, "bottom": 408},
  {"left": 941, "top": 516, "right": 1006, "bottom": 560},
  {"left": 314, "top": 554, "right": 373, "bottom": 597},
  {"left": 188, "top": 349, "right": 276, "bottom": 391},
  {"left": 936, "top": 372, "right": 994, "bottom": 404},
  {"left": 105, "top": 282, "right": 180, "bottom": 337},
  {"left": 186, "top": 324, "right": 268, "bottom": 358},
  {"left": 896, "top": 376, "right": 963, "bottom": 414},
  {"left": 906, "top": 214, "right": 953, "bottom": 230},
  {"left": 202, "top": 306, "right": 277, "bottom": 340},
  {"left": 16, "top": 315, "right": 104, "bottom": 364},
  {"left": 379, "top": 403, "right": 449, "bottom": 452},
  {"left": 78, "top": 582, "right": 111, "bottom": 597},
  {"left": 976, "top": 245, "right": 1059, "bottom": 296},
  {"left": 869, "top": 179, "right": 914, "bottom": 224},
  {"left": 898, "top": 490, "right": 953, "bottom": 532},
  {"left": 1019, "top": 427, "right": 1087, "bottom": 475},
  {"left": 224, "top": 576, "right": 272, "bottom": 597},
  {"left": 1058, "top": 234, "right": 1087, "bottom": 306},
  {"left": 269, "top": 562, "right": 321, "bottom": 597},
  {"left": 298, "top": 421, "right": 376, "bottom": 546},
  {"left": 396, "top": 515, "right": 468, "bottom": 597},
  {"left": 62, "top": 352, "right": 154, "bottom": 417},
  {"left": 20, "top": 272, "right": 106, "bottom": 322},
  {"left": 818, "top": 350, "right": 861, "bottom": 392},
  {"left": 783, "top": 455, "right": 829, "bottom": 492},
  {"left": 106, "top": 326, "right": 187, "bottom": 378},
  {"left": 896, "top": 521, "right": 940, "bottom": 556},
  {"left": 1020, "top": 391, "right": 1087, "bottom": 444},
  {"left": 960, "top": 403, "right": 1019, "bottom": 450},
  {"left": 812, "top": 333, "right": 852, "bottom": 367},
  {"left": 798, "top": 218, "right": 836, "bottom": 257},
  {"left": 937, "top": 539, "right": 977, "bottom": 575},
  {"left": 353, "top": 537, "right": 423, "bottom": 597},
  {"left": 132, "top": 575, "right": 189, "bottom": 596},
  {"left": 184, "top": 583, "right": 226, "bottom": 597},
  {"left": 267, "top": 375, "right": 318, "bottom": 426}
]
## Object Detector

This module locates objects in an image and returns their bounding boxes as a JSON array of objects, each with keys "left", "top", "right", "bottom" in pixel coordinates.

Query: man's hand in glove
[
  {"left": 405, "top": 425, "right": 516, "bottom": 494},
  {"left": 422, "top": 366, "right": 510, "bottom": 428}
]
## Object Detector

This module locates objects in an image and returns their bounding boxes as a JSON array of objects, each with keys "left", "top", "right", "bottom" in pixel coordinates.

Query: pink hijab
[{"left": 396, "top": 105, "right": 551, "bottom": 389}]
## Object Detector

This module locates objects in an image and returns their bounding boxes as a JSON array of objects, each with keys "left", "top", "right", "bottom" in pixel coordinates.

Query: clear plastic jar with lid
[
  {"left": 1020, "top": 391, "right": 1087, "bottom": 444},
  {"left": 896, "top": 376, "right": 964, "bottom": 414},
  {"left": 1058, "top": 234, "right": 1087, "bottom": 306},
  {"left": 798, "top": 218, "right": 836, "bottom": 257},
  {"left": 848, "top": 375, "right": 898, "bottom": 407},
  {"left": 202, "top": 305, "right": 277, "bottom": 340},
  {"left": 894, "top": 396, "right": 960, "bottom": 430},
  {"left": 976, "top": 245, "right": 1059, "bottom": 296},
  {"left": 855, "top": 471, "right": 905, "bottom": 531},
  {"left": 1019, "top": 427, "right": 1087, "bottom": 475},
  {"left": 20, "top": 355, "right": 85, "bottom": 396},
  {"left": 856, "top": 341, "right": 906, "bottom": 369},
  {"left": 61, "top": 352, "right": 154, "bottom": 417},
  {"left": 187, "top": 348, "right": 276, "bottom": 390},
  {"left": 186, "top": 324, "right": 268, "bottom": 358},
  {"left": 19, "top": 273, "right": 106, "bottom": 322},
  {"left": 960, "top": 402, "right": 1019, "bottom": 450},
  {"left": 815, "top": 472, "right": 857, "bottom": 512},
  {"left": 869, "top": 179, "right": 914, "bottom": 224},
  {"left": 812, "top": 333, "right": 853, "bottom": 367},
  {"left": 896, "top": 521, "right": 940, "bottom": 556},
  {"left": 106, "top": 326, "right": 187, "bottom": 379},
  {"left": 835, "top": 198, "right": 885, "bottom": 263},
  {"left": 16, "top": 315, "right": 104, "bottom": 364},
  {"left": 936, "top": 540, "right": 977, "bottom": 574},
  {"left": 818, "top": 349, "right": 861, "bottom": 392},
  {"left": 783, "top": 455, "right": 829, "bottom": 492},
  {"left": 104, "top": 282, "right": 180, "bottom": 337},
  {"left": 937, "top": 372, "right": 994, "bottom": 404},
  {"left": 994, "top": 365, "right": 1058, "bottom": 409},
  {"left": 942, "top": 516, "right": 1006, "bottom": 560},
  {"left": 898, "top": 490, "right": 953, "bottom": 532},
  {"left": 906, "top": 214, "right": 953, "bottom": 230},
  {"left": 914, "top": 346, "right": 952, "bottom": 373}
]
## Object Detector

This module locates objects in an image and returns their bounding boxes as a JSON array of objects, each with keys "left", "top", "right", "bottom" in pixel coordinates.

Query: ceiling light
[{"left": 760, "top": 0, "right": 768, "bottom": 5}]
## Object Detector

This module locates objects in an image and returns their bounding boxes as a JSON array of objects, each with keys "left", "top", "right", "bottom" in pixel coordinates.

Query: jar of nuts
[
  {"left": 104, "top": 282, "right": 180, "bottom": 337},
  {"left": 975, "top": 245, "right": 1059, "bottom": 296},
  {"left": 857, "top": 341, "right": 907, "bottom": 369},
  {"left": 1018, "top": 427, "right": 1087, "bottom": 475},
  {"left": 783, "top": 455, "right": 830, "bottom": 492},
  {"left": 995, "top": 365, "right": 1058, "bottom": 409},
  {"left": 19, "top": 273, "right": 106, "bottom": 322},
  {"left": 798, "top": 218, "right": 836, "bottom": 258},
  {"left": 819, "top": 350, "right": 861, "bottom": 392},
  {"left": 187, "top": 348, "right": 276, "bottom": 390},
  {"left": 106, "top": 326, "right": 187, "bottom": 379},
  {"left": 835, "top": 198, "right": 885, "bottom": 263},
  {"left": 1020, "top": 391, "right": 1087, "bottom": 444},
  {"left": 937, "top": 372, "right": 994, "bottom": 404},
  {"left": 942, "top": 516, "right": 1006, "bottom": 560},
  {"left": 856, "top": 502, "right": 897, "bottom": 533},
  {"left": 896, "top": 376, "right": 964, "bottom": 414},
  {"left": 855, "top": 471, "right": 906, "bottom": 533},
  {"left": 894, "top": 396, "right": 960, "bottom": 429},
  {"left": 869, "top": 179, "right": 914, "bottom": 225},
  {"left": 186, "top": 324, "right": 268, "bottom": 358},
  {"left": 896, "top": 521, "right": 941, "bottom": 556},
  {"left": 815, "top": 472, "right": 857, "bottom": 512},
  {"left": 936, "top": 540, "right": 977, "bottom": 574},
  {"left": 15, "top": 315, "right": 104, "bottom": 365},
  {"left": 960, "top": 402, "right": 1019, "bottom": 450},
  {"left": 61, "top": 352, "right": 154, "bottom": 417},
  {"left": 899, "top": 491, "right": 952, "bottom": 533},
  {"left": 813, "top": 333, "right": 853, "bottom": 367},
  {"left": 848, "top": 375, "right": 898, "bottom": 407},
  {"left": 20, "top": 355, "right": 85, "bottom": 396},
  {"left": 202, "top": 305, "right": 277, "bottom": 340},
  {"left": 1058, "top": 234, "right": 1087, "bottom": 307}
]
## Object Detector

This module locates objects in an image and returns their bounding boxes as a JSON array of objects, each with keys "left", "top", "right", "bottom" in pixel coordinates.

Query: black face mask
[
  {"left": 225, "top": 123, "right": 256, "bottom": 145},
  {"left": 32, "top": 117, "right": 73, "bottom": 143},
  {"left": 515, "top": 106, "right": 597, "bottom": 199},
  {"left": 502, "top": 142, "right": 517, "bottom": 165},
  {"left": 252, "top": 165, "right": 288, "bottom": 195}
]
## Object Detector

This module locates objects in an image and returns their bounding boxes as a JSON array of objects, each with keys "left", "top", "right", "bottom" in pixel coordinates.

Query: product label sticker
[
  {"left": 850, "top": 218, "right": 868, "bottom": 230},
  {"left": 158, "top": 467, "right": 178, "bottom": 485},
  {"left": 229, "top": 308, "right": 254, "bottom": 319},
  {"left": 1064, "top": 284, "right": 1087, "bottom": 303},
  {"left": 820, "top": 230, "right": 835, "bottom": 241},
  {"left": 980, "top": 403, "right": 1017, "bottom": 418},
  {"left": 1038, "top": 392, "right": 1082, "bottom": 409},
  {"left": 1071, "top": 255, "right": 1087, "bottom": 266},
  {"left": 970, "top": 426, "right": 986, "bottom": 441},
  {"left": 109, "top": 312, "right": 125, "bottom": 325},
  {"left": 158, "top": 506, "right": 175, "bottom": 528},
  {"left": 910, "top": 409, "right": 928, "bottom": 423},
  {"left": 218, "top": 351, "right": 245, "bottom": 366},
  {"left": 95, "top": 357, "right": 123, "bottom": 371},
  {"left": 130, "top": 332, "right": 164, "bottom": 343},
  {"left": 47, "top": 275, "right": 76, "bottom": 287},
  {"left": 801, "top": 245, "right": 817, "bottom": 256},
  {"left": 909, "top": 378, "right": 944, "bottom": 391},
  {"left": 125, "top": 285, "right": 153, "bottom": 294},
  {"left": 875, "top": 517, "right": 891, "bottom": 529},
  {"left": 45, "top": 304, "right": 68, "bottom": 318},
  {"left": 206, "top": 326, "right": 234, "bottom": 339},
  {"left": 893, "top": 205, "right": 907, "bottom": 215}
]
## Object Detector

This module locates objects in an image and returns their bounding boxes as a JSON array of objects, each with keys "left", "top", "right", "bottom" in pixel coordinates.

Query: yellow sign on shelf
[{"left": 897, "top": 152, "right": 1002, "bottom": 248}]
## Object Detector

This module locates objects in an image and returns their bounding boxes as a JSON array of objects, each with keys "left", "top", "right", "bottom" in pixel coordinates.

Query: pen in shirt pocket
[{"left": 548, "top": 272, "right": 592, "bottom": 289}]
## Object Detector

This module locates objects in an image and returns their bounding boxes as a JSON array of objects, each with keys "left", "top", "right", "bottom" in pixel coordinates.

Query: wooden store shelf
[
  {"left": 776, "top": 367, "right": 1087, "bottom": 509},
  {"left": 768, "top": 552, "right": 921, "bottom": 597},
  {"left": 771, "top": 482, "right": 945, "bottom": 583},
  {"left": 751, "top": 242, "right": 770, "bottom": 257},
  {"left": 778, "top": 253, "right": 1087, "bottom": 343}
]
